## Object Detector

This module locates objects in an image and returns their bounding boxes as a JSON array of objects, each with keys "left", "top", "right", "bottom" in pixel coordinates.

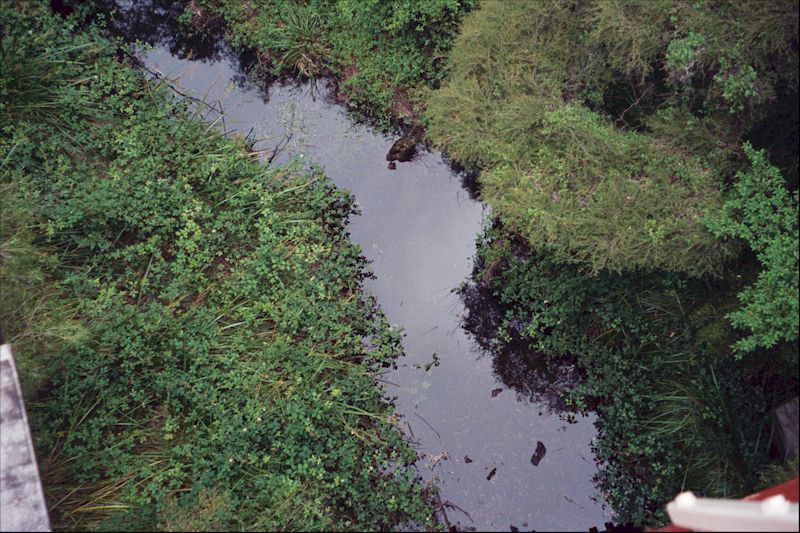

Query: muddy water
[{"left": 105, "top": 4, "right": 611, "bottom": 530}]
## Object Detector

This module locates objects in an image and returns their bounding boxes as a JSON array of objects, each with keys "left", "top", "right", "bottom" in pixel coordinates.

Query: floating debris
[
  {"left": 531, "top": 441, "right": 546, "bottom": 466},
  {"left": 486, "top": 467, "right": 497, "bottom": 481},
  {"left": 426, "top": 451, "right": 449, "bottom": 470},
  {"left": 424, "top": 352, "right": 441, "bottom": 371}
]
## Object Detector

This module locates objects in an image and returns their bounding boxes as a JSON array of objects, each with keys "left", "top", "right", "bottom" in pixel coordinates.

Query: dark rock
[
  {"left": 772, "top": 396, "right": 799, "bottom": 460},
  {"left": 387, "top": 161, "right": 397, "bottom": 170},
  {"left": 386, "top": 135, "right": 418, "bottom": 162},
  {"left": 491, "top": 388, "right": 503, "bottom": 397},
  {"left": 464, "top": 455, "right": 473, "bottom": 463},
  {"left": 531, "top": 441, "right": 546, "bottom": 466},
  {"left": 486, "top": 467, "right": 496, "bottom": 481}
]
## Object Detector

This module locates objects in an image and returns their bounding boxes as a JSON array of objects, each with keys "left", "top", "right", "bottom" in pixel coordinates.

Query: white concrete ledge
[{"left": 1, "top": 343, "right": 51, "bottom": 532}]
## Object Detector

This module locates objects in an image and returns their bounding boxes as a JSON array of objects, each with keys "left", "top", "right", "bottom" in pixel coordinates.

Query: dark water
[{"left": 103, "top": 3, "right": 611, "bottom": 530}]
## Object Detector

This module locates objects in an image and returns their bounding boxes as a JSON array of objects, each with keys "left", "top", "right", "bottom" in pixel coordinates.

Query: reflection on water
[
  {"left": 98, "top": 0, "right": 226, "bottom": 61},
  {"left": 459, "top": 281, "right": 585, "bottom": 416},
  {"left": 99, "top": 3, "right": 612, "bottom": 530}
]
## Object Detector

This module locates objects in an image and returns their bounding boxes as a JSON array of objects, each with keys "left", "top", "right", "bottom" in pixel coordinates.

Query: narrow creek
[{"left": 105, "top": 4, "right": 611, "bottom": 530}]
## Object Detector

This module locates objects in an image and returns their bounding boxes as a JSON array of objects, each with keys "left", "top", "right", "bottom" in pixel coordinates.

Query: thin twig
[
  {"left": 415, "top": 413, "right": 441, "bottom": 439},
  {"left": 443, "top": 500, "right": 473, "bottom": 522},
  {"left": 122, "top": 50, "right": 218, "bottom": 113}
]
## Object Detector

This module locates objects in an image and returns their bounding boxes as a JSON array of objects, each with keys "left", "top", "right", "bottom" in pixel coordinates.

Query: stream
[{"left": 103, "top": 3, "right": 611, "bottom": 530}]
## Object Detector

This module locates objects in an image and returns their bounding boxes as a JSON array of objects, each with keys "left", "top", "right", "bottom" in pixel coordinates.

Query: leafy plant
[
  {"left": 706, "top": 144, "right": 799, "bottom": 356},
  {"left": 1, "top": 3, "right": 438, "bottom": 530}
]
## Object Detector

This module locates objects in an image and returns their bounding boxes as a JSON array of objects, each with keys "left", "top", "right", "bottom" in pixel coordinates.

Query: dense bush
[
  {"left": 0, "top": 3, "right": 435, "bottom": 530},
  {"left": 706, "top": 144, "right": 799, "bottom": 356},
  {"left": 426, "top": 0, "right": 798, "bottom": 276}
]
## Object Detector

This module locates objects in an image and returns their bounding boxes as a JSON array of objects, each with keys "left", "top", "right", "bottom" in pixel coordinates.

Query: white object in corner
[{"left": 666, "top": 491, "right": 799, "bottom": 532}]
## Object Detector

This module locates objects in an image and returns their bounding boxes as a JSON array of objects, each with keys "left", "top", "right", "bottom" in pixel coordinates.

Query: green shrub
[
  {"left": 706, "top": 144, "right": 799, "bottom": 356},
  {"left": 189, "top": 0, "right": 475, "bottom": 125},
  {"left": 1, "top": 3, "right": 436, "bottom": 530},
  {"left": 426, "top": 0, "right": 797, "bottom": 275}
]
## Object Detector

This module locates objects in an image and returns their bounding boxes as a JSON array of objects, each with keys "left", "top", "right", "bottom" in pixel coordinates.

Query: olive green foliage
[
  {"left": 192, "top": 0, "right": 475, "bottom": 125},
  {"left": 0, "top": 183, "right": 86, "bottom": 396},
  {"left": 1, "top": 4, "right": 435, "bottom": 531},
  {"left": 758, "top": 453, "right": 799, "bottom": 491},
  {"left": 426, "top": 0, "right": 798, "bottom": 275},
  {"left": 472, "top": 229, "right": 772, "bottom": 526},
  {"left": 706, "top": 144, "right": 799, "bottom": 356}
]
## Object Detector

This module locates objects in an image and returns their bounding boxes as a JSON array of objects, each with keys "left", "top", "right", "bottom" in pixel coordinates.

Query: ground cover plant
[{"left": 0, "top": 2, "right": 437, "bottom": 530}]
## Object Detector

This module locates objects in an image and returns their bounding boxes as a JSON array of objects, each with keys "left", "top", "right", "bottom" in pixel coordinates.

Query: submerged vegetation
[{"left": 1, "top": 2, "right": 435, "bottom": 530}]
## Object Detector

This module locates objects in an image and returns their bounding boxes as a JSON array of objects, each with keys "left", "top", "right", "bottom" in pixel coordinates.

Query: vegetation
[
  {"left": 706, "top": 144, "right": 799, "bottom": 356},
  {"left": 758, "top": 452, "right": 799, "bottom": 491},
  {"left": 428, "top": 0, "right": 799, "bottom": 527},
  {"left": 426, "top": 0, "right": 798, "bottom": 276},
  {"left": 1, "top": 3, "right": 435, "bottom": 530},
  {"left": 3, "top": 0, "right": 797, "bottom": 530},
  {"left": 467, "top": 227, "right": 782, "bottom": 525},
  {"left": 181, "top": 0, "right": 476, "bottom": 126}
]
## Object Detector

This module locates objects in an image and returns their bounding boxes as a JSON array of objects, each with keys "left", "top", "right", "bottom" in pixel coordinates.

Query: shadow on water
[
  {"left": 87, "top": 0, "right": 227, "bottom": 61},
  {"left": 459, "top": 280, "right": 585, "bottom": 417}
]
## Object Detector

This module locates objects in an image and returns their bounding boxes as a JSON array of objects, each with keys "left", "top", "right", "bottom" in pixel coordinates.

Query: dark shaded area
[
  {"left": 49, "top": 0, "right": 74, "bottom": 18},
  {"left": 589, "top": 522, "right": 640, "bottom": 533},
  {"left": 598, "top": 60, "right": 672, "bottom": 131},
  {"left": 440, "top": 154, "right": 482, "bottom": 201},
  {"left": 62, "top": 0, "right": 226, "bottom": 62},
  {"left": 458, "top": 279, "right": 586, "bottom": 416},
  {"left": 747, "top": 87, "right": 800, "bottom": 189}
]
